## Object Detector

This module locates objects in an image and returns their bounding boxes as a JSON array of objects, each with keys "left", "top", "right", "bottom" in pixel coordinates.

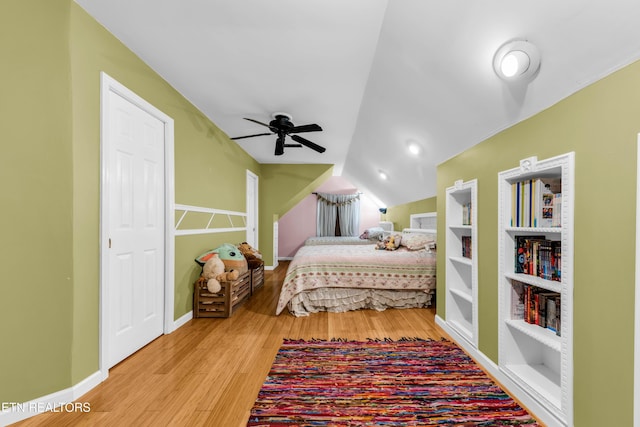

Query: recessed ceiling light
[
  {"left": 407, "top": 141, "right": 421, "bottom": 155},
  {"left": 378, "top": 170, "right": 388, "bottom": 180},
  {"left": 493, "top": 40, "right": 540, "bottom": 82}
]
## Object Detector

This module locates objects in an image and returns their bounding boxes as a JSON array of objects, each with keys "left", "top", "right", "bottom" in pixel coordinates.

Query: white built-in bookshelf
[
  {"left": 409, "top": 212, "right": 436, "bottom": 230},
  {"left": 445, "top": 179, "right": 478, "bottom": 348},
  {"left": 497, "top": 153, "right": 574, "bottom": 427}
]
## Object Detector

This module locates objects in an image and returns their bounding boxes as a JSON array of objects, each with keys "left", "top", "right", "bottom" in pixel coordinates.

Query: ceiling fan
[{"left": 231, "top": 113, "right": 325, "bottom": 156}]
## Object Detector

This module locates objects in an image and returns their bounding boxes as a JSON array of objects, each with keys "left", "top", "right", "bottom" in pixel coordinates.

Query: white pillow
[
  {"left": 401, "top": 233, "right": 436, "bottom": 250},
  {"left": 364, "top": 227, "right": 385, "bottom": 241}
]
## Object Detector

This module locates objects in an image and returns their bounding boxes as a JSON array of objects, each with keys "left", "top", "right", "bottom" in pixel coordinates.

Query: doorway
[
  {"left": 246, "top": 170, "right": 259, "bottom": 248},
  {"left": 100, "top": 73, "right": 175, "bottom": 372}
]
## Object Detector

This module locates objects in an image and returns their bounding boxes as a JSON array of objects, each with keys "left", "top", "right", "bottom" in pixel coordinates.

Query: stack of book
[
  {"left": 510, "top": 178, "right": 561, "bottom": 228},
  {"left": 461, "top": 235, "right": 472, "bottom": 259},
  {"left": 462, "top": 201, "right": 472, "bottom": 226},
  {"left": 515, "top": 236, "right": 561, "bottom": 281},
  {"left": 511, "top": 281, "right": 561, "bottom": 336}
]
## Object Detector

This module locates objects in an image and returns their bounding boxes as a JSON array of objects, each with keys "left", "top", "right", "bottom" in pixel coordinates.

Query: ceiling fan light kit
[
  {"left": 493, "top": 40, "right": 540, "bottom": 82},
  {"left": 231, "top": 112, "right": 325, "bottom": 156}
]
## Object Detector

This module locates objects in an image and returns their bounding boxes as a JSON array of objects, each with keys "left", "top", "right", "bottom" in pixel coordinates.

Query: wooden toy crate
[
  {"left": 251, "top": 264, "right": 265, "bottom": 295},
  {"left": 193, "top": 270, "right": 251, "bottom": 318}
]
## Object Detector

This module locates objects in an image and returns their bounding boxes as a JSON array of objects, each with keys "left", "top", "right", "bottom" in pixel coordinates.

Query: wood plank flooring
[{"left": 13, "top": 262, "right": 540, "bottom": 427}]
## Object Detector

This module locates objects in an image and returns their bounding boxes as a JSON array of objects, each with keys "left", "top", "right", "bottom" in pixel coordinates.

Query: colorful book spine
[{"left": 510, "top": 178, "right": 562, "bottom": 228}]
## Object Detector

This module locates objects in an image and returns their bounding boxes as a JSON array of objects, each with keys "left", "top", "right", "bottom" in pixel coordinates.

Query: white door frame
[
  {"left": 246, "top": 170, "right": 259, "bottom": 248},
  {"left": 99, "top": 72, "right": 175, "bottom": 379},
  {"left": 635, "top": 133, "right": 640, "bottom": 427}
]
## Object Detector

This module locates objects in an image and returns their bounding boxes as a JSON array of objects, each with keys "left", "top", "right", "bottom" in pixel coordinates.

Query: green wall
[
  {"left": 1, "top": 0, "right": 336, "bottom": 406},
  {"left": 1, "top": 0, "right": 263, "bottom": 403},
  {"left": 437, "top": 60, "right": 640, "bottom": 426},
  {"left": 0, "top": 0, "right": 74, "bottom": 404},
  {"left": 259, "top": 164, "right": 333, "bottom": 265},
  {"left": 384, "top": 197, "right": 437, "bottom": 231}
]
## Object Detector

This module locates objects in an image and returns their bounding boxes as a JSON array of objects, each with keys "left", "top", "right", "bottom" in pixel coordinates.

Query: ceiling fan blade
[
  {"left": 275, "top": 135, "right": 286, "bottom": 156},
  {"left": 291, "top": 135, "right": 326, "bottom": 153},
  {"left": 283, "top": 144, "right": 303, "bottom": 148},
  {"left": 289, "top": 123, "right": 322, "bottom": 133},
  {"left": 244, "top": 117, "right": 277, "bottom": 132},
  {"left": 230, "top": 132, "right": 272, "bottom": 140}
]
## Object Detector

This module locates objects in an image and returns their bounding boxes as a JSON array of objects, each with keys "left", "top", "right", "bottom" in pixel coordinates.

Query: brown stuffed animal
[
  {"left": 237, "top": 242, "right": 264, "bottom": 269},
  {"left": 202, "top": 253, "right": 239, "bottom": 293}
]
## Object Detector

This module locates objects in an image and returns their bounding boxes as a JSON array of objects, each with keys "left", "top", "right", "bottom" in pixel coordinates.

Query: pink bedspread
[{"left": 276, "top": 244, "right": 437, "bottom": 315}]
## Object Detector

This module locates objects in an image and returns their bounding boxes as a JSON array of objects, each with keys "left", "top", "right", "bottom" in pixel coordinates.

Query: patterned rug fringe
[{"left": 282, "top": 336, "right": 439, "bottom": 343}]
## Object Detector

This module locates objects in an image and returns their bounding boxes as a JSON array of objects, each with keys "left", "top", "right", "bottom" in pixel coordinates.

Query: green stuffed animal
[{"left": 213, "top": 243, "right": 248, "bottom": 277}]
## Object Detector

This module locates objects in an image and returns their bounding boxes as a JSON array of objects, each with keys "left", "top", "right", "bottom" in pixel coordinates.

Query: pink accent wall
[{"left": 278, "top": 176, "right": 381, "bottom": 258}]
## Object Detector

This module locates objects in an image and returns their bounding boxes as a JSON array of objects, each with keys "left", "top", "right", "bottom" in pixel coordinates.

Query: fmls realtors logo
[{"left": 2, "top": 402, "right": 91, "bottom": 413}]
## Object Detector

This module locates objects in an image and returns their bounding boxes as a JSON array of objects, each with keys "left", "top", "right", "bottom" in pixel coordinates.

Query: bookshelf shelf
[
  {"left": 409, "top": 212, "right": 437, "bottom": 230},
  {"left": 450, "top": 287, "right": 473, "bottom": 304},
  {"left": 498, "top": 153, "right": 573, "bottom": 427},
  {"left": 505, "top": 319, "right": 562, "bottom": 352},
  {"left": 450, "top": 256, "right": 472, "bottom": 267},
  {"left": 504, "top": 272, "right": 562, "bottom": 293},
  {"left": 449, "top": 224, "right": 472, "bottom": 231},
  {"left": 445, "top": 179, "right": 478, "bottom": 348},
  {"left": 503, "top": 363, "right": 562, "bottom": 409}
]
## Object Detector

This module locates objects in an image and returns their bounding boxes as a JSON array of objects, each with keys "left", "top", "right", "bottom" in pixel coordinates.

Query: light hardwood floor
[{"left": 13, "top": 262, "right": 538, "bottom": 427}]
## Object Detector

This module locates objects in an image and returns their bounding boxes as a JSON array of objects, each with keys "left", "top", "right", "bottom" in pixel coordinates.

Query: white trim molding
[
  {"left": 174, "top": 204, "right": 247, "bottom": 236},
  {"left": 635, "top": 133, "right": 640, "bottom": 427},
  {"left": 0, "top": 371, "right": 103, "bottom": 426},
  {"left": 436, "top": 315, "right": 564, "bottom": 427}
]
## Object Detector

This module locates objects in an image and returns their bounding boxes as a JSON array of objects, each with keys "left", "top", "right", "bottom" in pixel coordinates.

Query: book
[
  {"left": 461, "top": 235, "right": 472, "bottom": 259},
  {"left": 514, "top": 235, "right": 561, "bottom": 281},
  {"left": 462, "top": 201, "right": 472, "bottom": 225},
  {"left": 511, "top": 281, "right": 525, "bottom": 320},
  {"left": 514, "top": 235, "right": 541, "bottom": 273},
  {"left": 511, "top": 178, "right": 561, "bottom": 228}
]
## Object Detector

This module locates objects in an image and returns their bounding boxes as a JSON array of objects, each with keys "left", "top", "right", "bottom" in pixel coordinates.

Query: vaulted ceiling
[{"left": 75, "top": 0, "right": 640, "bottom": 207}]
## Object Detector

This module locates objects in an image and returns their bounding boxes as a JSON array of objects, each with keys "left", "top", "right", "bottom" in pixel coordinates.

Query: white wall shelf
[
  {"left": 497, "top": 153, "right": 574, "bottom": 427},
  {"left": 174, "top": 204, "right": 247, "bottom": 236},
  {"left": 445, "top": 179, "right": 478, "bottom": 348},
  {"left": 409, "top": 212, "right": 436, "bottom": 230}
]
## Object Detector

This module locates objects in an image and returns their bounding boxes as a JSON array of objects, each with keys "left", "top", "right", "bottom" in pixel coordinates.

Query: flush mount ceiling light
[
  {"left": 378, "top": 170, "right": 388, "bottom": 180},
  {"left": 406, "top": 140, "right": 421, "bottom": 155},
  {"left": 493, "top": 40, "right": 540, "bottom": 82}
]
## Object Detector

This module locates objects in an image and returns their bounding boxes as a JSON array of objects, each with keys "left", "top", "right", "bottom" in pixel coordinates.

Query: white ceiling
[{"left": 75, "top": 0, "right": 640, "bottom": 207}]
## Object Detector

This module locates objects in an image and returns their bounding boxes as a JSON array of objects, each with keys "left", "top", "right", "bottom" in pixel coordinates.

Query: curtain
[{"left": 316, "top": 192, "right": 360, "bottom": 237}]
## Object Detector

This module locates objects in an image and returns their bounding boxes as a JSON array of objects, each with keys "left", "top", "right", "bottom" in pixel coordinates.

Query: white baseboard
[
  {"left": 1, "top": 312, "right": 194, "bottom": 426},
  {"left": 173, "top": 310, "right": 192, "bottom": 330},
  {"left": 435, "top": 315, "right": 564, "bottom": 427},
  {"left": 0, "top": 370, "right": 103, "bottom": 426}
]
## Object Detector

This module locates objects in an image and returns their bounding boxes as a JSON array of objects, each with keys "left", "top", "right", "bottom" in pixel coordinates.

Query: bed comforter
[
  {"left": 276, "top": 243, "right": 436, "bottom": 315},
  {"left": 304, "top": 236, "right": 373, "bottom": 245}
]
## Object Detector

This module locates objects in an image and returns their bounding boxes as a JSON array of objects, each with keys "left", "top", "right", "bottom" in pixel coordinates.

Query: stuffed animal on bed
[
  {"left": 237, "top": 241, "right": 264, "bottom": 269},
  {"left": 201, "top": 253, "right": 238, "bottom": 293},
  {"left": 375, "top": 234, "right": 402, "bottom": 251},
  {"left": 214, "top": 243, "right": 249, "bottom": 276}
]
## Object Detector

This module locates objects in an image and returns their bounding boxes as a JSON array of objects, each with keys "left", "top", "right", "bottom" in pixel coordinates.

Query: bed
[
  {"left": 304, "top": 222, "right": 394, "bottom": 246},
  {"left": 304, "top": 236, "right": 373, "bottom": 246},
  {"left": 276, "top": 229, "right": 437, "bottom": 316}
]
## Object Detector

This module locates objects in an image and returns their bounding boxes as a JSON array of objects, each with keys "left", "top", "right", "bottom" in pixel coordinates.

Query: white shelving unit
[
  {"left": 497, "top": 153, "right": 574, "bottom": 427},
  {"left": 409, "top": 212, "right": 436, "bottom": 230},
  {"left": 445, "top": 179, "right": 478, "bottom": 348}
]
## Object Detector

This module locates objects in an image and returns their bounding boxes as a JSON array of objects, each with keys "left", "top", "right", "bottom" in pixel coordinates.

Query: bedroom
[{"left": 1, "top": 1, "right": 639, "bottom": 426}]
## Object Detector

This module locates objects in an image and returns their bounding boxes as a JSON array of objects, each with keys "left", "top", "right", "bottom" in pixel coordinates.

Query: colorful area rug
[{"left": 248, "top": 338, "right": 539, "bottom": 426}]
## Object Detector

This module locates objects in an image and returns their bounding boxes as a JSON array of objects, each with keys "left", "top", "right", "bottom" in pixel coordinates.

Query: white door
[
  {"left": 104, "top": 85, "right": 166, "bottom": 368},
  {"left": 246, "top": 170, "right": 259, "bottom": 247}
]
